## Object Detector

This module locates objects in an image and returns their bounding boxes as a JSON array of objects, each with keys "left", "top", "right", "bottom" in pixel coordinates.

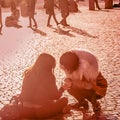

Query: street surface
[{"left": 0, "top": 1, "right": 120, "bottom": 119}]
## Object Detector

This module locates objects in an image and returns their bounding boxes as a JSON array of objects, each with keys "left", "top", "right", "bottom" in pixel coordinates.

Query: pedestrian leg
[
  {"left": 53, "top": 14, "right": 59, "bottom": 25},
  {"left": 94, "top": 0, "right": 101, "bottom": 10},
  {"left": 32, "top": 17, "right": 37, "bottom": 28},
  {"left": 28, "top": 17, "right": 32, "bottom": 27},
  {"left": 47, "top": 14, "right": 52, "bottom": 27}
]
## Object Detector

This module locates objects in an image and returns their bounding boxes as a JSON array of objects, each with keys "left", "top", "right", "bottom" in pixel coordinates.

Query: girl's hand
[{"left": 61, "top": 78, "right": 72, "bottom": 90}]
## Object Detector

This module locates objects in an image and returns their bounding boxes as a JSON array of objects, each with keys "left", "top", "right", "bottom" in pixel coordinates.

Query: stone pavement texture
[{"left": 0, "top": 1, "right": 120, "bottom": 120}]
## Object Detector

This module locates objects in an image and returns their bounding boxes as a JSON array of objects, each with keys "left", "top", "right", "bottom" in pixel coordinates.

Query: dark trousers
[
  {"left": 68, "top": 87, "right": 102, "bottom": 111},
  {"left": 22, "top": 97, "right": 68, "bottom": 119}
]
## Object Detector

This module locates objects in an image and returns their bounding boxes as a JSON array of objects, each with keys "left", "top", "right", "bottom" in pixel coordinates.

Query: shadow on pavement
[
  {"left": 66, "top": 26, "right": 98, "bottom": 38},
  {"left": 30, "top": 27, "right": 47, "bottom": 36},
  {"left": 50, "top": 26, "right": 75, "bottom": 37},
  {"left": 100, "top": 9, "right": 113, "bottom": 12}
]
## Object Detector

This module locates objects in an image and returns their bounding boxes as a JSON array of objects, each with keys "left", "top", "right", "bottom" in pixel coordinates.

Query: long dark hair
[{"left": 24, "top": 53, "right": 56, "bottom": 81}]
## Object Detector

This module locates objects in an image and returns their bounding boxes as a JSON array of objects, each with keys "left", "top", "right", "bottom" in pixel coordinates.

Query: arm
[{"left": 47, "top": 78, "right": 65, "bottom": 100}]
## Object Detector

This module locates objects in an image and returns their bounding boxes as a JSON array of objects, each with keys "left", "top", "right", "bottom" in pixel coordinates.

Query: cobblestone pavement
[{"left": 0, "top": 2, "right": 120, "bottom": 120}]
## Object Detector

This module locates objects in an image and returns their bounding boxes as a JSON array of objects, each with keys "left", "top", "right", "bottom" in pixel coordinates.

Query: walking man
[{"left": 59, "top": 0, "right": 70, "bottom": 26}]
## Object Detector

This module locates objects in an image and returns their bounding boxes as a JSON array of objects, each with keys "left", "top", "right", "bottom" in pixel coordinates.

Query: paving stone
[{"left": 0, "top": 2, "right": 120, "bottom": 120}]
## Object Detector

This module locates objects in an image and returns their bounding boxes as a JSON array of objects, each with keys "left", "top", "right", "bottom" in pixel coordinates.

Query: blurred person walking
[
  {"left": 59, "top": 0, "right": 70, "bottom": 26},
  {"left": 27, "top": 0, "right": 38, "bottom": 28},
  {"left": 45, "top": 0, "right": 59, "bottom": 27}
]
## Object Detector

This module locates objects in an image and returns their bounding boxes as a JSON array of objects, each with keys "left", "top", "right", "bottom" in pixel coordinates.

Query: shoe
[
  {"left": 64, "top": 24, "right": 70, "bottom": 27},
  {"left": 33, "top": 24, "right": 37, "bottom": 28},
  {"left": 60, "top": 22, "right": 70, "bottom": 27},
  {"left": 47, "top": 24, "right": 52, "bottom": 27},
  {"left": 60, "top": 20, "right": 70, "bottom": 27},
  {"left": 60, "top": 21, "right": 66, "bottom": 26},
  {"left": 15, "top": 24, "right": 22, "bottom": 28},
  {"left": 28, "top": 25, "right": 32, "bottom": 28},
  {"left": 56, "top": 22, "right": 60, "bottom": 25}
]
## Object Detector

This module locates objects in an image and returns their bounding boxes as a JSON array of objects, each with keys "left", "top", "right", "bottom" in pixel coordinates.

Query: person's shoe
[
  {"left": 15, "top": 24, "right": 22, "bottom": 28},
  {"left": 64, "top": 23, "right": 70, "bottom": 27},
  {"left": 33, "top": 24, "right": 37, "bottom": 28},
  {"left": 98, "top": 7, "right": 101, "bottom": 10},
  {"left": 60, "top": 22, "right": 70, "bottom": 27},
  {"left": 47, "top": 24, "right": 52, "bottom": 27},
  {"left": 57, "top": 22, "right": 60, "bottom": 26},
  {"left": 28, "top": 25, "right": 32, "bottom": 28},
  {"left": 60, "top": 21, "right": 66, "bottom": 26}
]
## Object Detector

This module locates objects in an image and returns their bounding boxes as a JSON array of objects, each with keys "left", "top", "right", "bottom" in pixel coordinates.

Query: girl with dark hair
[{"left": 0, "top": 53, "right": 68, "bottom": 119}]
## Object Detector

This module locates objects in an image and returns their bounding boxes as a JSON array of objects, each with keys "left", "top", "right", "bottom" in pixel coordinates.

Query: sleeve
[{"left": 47, "top": 78, "right": 64, "bottom": 100}]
